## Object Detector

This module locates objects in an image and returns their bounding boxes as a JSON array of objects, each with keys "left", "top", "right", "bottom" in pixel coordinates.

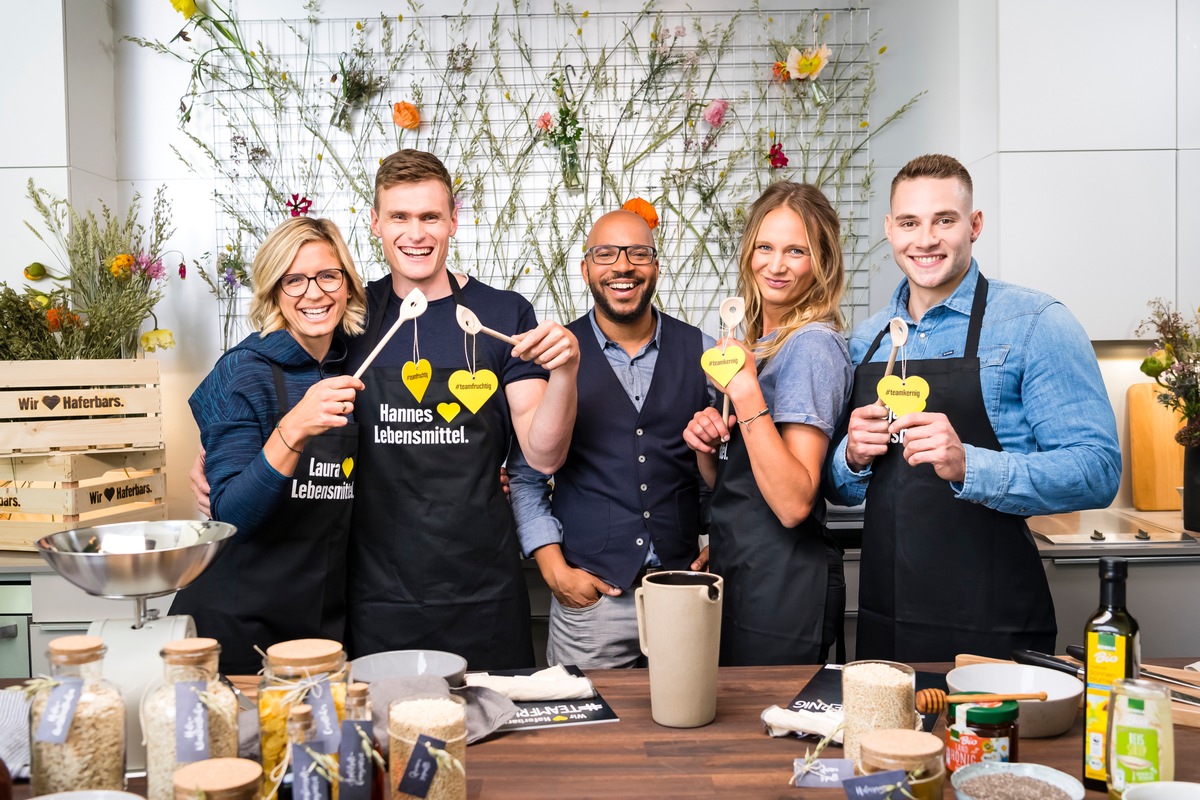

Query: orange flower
[
  {"left": 392, "top": 101, "right": 420, "bottom": 130},
  {"left": 47, "top": 308, "right": 63, "bottom": 332},
  {"left": 622, "top": 198, "right": 659, "bottom": 230}
]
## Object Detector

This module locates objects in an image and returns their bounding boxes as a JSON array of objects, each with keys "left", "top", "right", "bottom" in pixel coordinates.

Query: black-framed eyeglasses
[
  {"left": 585, "top": 244, "right": 658, "bottom": 266},
  {"left": 279, "top": 269, "right": 345, "bottom": 297}
]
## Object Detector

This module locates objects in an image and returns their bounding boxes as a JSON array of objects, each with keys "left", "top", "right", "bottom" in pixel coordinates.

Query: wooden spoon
[
  {"left": 874, "top": 316, "right": 909, "bottom": 407},
  {"left": 456, "top": 305, "right": 519, "bottom": 346},
  {"left": 718, "top": 297, "right": 746, "bottom": 421},
  {"left": 352, "top": 288, "right": 428, "bottom": 379},
  {"left": 915, "top": 687, "right": 1047, "bottom": 714}
]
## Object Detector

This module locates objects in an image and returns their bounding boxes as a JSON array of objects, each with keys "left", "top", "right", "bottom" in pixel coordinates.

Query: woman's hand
[{"left": 276, "top": 374, "right": 365, "bottom": 450}]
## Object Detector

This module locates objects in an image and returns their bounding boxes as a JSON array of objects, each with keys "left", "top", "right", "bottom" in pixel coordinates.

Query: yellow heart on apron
[
  {"left": 876, "top": 374, "right": 930, "bottom": 416},
  {"left": 341, "top": 457, "right": 354, "bottom": 478},
  {"left": 437, "top": 402, "right": 462, "bottom": 423},
  {"left": 448, "top": 369, "right": 498, "bottom": 414},
  {"left": 700, "top": 346, "right": 745, "bottom": 387},
  {"left": 402, "top": 359, "right": 432, "bottom": 403}
]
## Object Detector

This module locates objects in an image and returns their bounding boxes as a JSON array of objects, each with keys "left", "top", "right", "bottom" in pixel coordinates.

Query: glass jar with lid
[
  {"left": 174, "top": 757, "right": 264, "bottom": 800},
  {"left": 29, "top": 634, "right": 125, "bottom": 794},
  {"left": 945, "top": 695, "right": 1019, "bottom": 773},
  {"left": 1107, "top": 677, "right": 1174, "bottom": 798},
  {"left": 144, "top": 638, "right": 239, "bottom": 800},
  {"left": 859, "top": 728, "right": 944, "bottom": 800},
  {"left": 259, "top": 639, "right": 347, "bottom": 793}
]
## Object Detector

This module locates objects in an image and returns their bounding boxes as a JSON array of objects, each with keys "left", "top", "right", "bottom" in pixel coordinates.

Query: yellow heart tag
[
  {"left": 448, "top": 369, "right": 498, "bottom": 414},
  {"left": 402, "top": 359, "right": 432, "bottom": 403},
  {"left": 876, "top": 375, "right": 930, "bottom": 416},
  {"left": 700, "top": 346, "right": 745, "bottom": 387},
  {"left": 437, "top": 402, "right": 461, "bottom": 423},
  {"left": 341, "top": 457, "right": 354, "bottom": 478}
]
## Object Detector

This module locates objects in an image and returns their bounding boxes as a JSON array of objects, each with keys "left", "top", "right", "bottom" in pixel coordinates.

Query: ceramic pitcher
[{"left": 635, "top": 570, "right": 723, "bottom": 728}]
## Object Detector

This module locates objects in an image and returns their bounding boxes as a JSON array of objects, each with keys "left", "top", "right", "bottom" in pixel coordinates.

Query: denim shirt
[
  {"left": 825, "top": 261, "right": 1121, "bottom": 517},
  {"left": 509, "top": 310, "right": 715, "bottom": 558}
]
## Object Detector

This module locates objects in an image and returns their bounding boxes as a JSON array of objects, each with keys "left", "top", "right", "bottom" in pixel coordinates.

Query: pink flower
[
  {"left": 286, "top": 194, "right": 313, "bottom": 217},
  {"left": 178, "top": 262, "right": 187, "bottom": 279},
  {"left": 768, "top": 143, "right": 788, "bottom": 168},
  {"left": 536, "top": 112, "right": 553, "bottom": 132},
  {"left": 702, "top": 99, "right": 729, "bottom": 128}
]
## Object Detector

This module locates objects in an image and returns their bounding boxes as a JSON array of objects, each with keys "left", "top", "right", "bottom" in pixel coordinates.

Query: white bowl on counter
[
  {"left": 350, "top": 649, "right": 467, "bottom": 687},
  {"left": 951, "top": 761, "right": 1084, "bottom": 800},
  {"left": 1125, "top": 782, "right": 1200, "bottom": 799},
  {"left": 945, "top": 663, "right": 1083, "bottom": 738}
]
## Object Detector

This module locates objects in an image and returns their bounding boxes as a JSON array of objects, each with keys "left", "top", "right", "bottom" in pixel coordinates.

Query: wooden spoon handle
[
  {"left": 946, "top": 692, "right": 1047, "bottom": 704},
  {"left": 479, "top": 324, "right": 519, "bottom": 346}
]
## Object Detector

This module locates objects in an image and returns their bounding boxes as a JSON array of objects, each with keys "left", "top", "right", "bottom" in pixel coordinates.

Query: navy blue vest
[{"left": 553, "top": 312, "right": 709, "bottom": 590}]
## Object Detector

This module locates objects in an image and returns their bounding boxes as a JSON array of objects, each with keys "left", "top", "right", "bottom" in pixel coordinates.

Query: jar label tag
[
  {"left": 792, "top": 757, "right": 853, "bottom": 787},
  {"left": 841, "top": 769, "right": 910, "bottom": 798},
  {"left": 34, "top": 677, "right": 83, "bottom": 743},
  {"left": 338, "top": 719, "right": 373, "bottom": 800},
  {"left": 397, "top": 733, "right": 446, "bottom": 798},
  {"left": 292, "top": 745, "right": 332, "bottom": 800},
  {"left": 175, "top": 680, "right": 210, "bottom": 762},
  {"left": 308, "top": 677, "right": 342, "bottom": 754}
]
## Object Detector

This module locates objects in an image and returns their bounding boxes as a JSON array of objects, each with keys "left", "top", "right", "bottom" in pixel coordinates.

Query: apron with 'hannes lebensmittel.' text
[
  {"left": 345, "top": 274, "right": 533, "bottom": 669},
  {"left": 853, "top": 272, "right": 1056, "bottom": 662},
  {"left": 171, "top": 363, "right": 357, "bottom": 675}
]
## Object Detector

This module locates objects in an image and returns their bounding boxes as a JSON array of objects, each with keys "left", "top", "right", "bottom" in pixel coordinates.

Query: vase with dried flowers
[{"left": 1138, "top": 298, "right": 1200, "bottom": 530}]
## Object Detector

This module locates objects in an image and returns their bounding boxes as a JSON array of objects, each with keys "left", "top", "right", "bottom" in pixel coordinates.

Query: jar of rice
[
  {"left": 143, "top": 638, "right": 239, "bottom": 800},
  {"left": 841, "top": 660, "right": 916, "bottom": 762},
  {"left": 29, "top": 635, "right": 125, "bottom": 794},
  {"left": 389, "top": 696, "right": 467, "bottom": 800}
]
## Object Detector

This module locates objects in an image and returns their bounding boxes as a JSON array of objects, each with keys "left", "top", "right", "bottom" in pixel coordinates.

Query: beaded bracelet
[
  {"left": 275, "top": 422, "right": 302, "bottom": 453},
  {"left": 738, "top": 407, "right": 770, "bottom": 428}
]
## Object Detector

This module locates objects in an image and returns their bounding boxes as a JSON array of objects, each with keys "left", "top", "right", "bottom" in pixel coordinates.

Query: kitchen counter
[{"left": 1030, "top": 507, "right": 1199, "bottom": 559}]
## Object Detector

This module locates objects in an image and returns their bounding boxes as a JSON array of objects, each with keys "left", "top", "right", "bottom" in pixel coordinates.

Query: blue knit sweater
[{"left": 189, "top": 330, "right": 348, "bottom": 538}]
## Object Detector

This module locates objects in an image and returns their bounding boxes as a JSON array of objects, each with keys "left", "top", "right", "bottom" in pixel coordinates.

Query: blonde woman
[
  {"left": 684, "top": 182, "right": 852, "bottom": 666},
  {"left": 171, "top": 217, "right": 367, "bottom": 674}
]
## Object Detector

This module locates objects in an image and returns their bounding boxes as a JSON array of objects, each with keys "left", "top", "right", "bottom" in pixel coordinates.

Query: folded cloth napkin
[
  {"left": 761, "top": 704, "right": 844, "bottom": 744},
  {"left": 0, "top": 689, "right": 31, "bottom": 779},
  {"left": 368, "top": 676, "right": 517, "bottom": 751},
  {"left": 463, "top": 664, "right": 595, "bottom": 702}
]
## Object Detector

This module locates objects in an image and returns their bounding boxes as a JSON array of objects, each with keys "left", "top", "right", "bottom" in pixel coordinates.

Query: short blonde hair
[
  {"left": 737, "top": 182, "right": 845, "bottom": 362},
  {"left": 249, "top": 217, "right": 367, "bottom": 337}
]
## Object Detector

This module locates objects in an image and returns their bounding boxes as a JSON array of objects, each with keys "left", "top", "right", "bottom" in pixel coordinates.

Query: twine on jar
[
  {"left": 262, "top": 672, "right": 330, "bottom": 708},
  {"left": 391, "top": 730, "right": 466, "bottom": 776},
  {"left": 267, "top": 742, "right": 344, "bottom": 798}
]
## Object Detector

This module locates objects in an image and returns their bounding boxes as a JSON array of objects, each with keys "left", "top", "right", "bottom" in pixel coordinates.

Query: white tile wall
[
  {"left": 1, "top": 167, "right": 71, "bottom": 286},
  {"left": 1177, "top": 149, "right": 1200, "bottom": 310},
  {"left": 0, "top": 2, "right": 68, "bottom": 167},
  {"left": 1180, "top": 0, "right": 1200, "bottom": 148},
  {"left": 65, "top": 0, "right": 117, "bottom": 180}
]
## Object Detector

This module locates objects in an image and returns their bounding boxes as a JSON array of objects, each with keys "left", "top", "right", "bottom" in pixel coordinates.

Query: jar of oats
[
  {"left": 859, "top": 728, "right": 945, "bottom": 800},
  {"left": 258, "top": 639, "right": 347, "bottom": 796},
  {"left": 173, "top": 757, "right": 263, "bottom": 800},
  {"left": 389, "top": 696, "right": 467, "bottom": 800},
  {"left": 144, "top": 638, "right": 239, "bottom": 800},
  {"left": 841, "top": 660, "right": 916, "bottom": 762},
  {"left": 29, "top": 635, "right": 125, "bottom": 793}
]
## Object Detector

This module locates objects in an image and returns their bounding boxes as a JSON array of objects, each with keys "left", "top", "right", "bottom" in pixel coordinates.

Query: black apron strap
[
  {"left": 270, "top": 362, "right": 291, "bottom": 416},
  {"left": 862, "top": 323, "right": 891, "bottom": 363},
  {"left": 964, "top": 273, "right": 989, "bottom": 360}
]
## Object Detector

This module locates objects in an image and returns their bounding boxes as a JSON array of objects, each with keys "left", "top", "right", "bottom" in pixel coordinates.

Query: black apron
[
  {"left": 854, "top": 273, "right": 1057, "bottom": 662},
  {"left": 346, "top": 276, "right": 533, "bottom": 669},
  {"left": 171, "top": 363, "right": 357, "bottom": 675},
  {"left": 709, "top": 367, "right": 842, "bottom": 666}
]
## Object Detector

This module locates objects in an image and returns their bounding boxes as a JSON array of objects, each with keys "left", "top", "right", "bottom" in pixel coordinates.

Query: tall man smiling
[
  {"left": 508, "top": 208, "right": 713, "bottom": 668},
  {"left": 825, "top": 154, "right": 1120, "bottom": 662},
  {"left": 346, "top": 150, "right": 580, "bottom": 668}
]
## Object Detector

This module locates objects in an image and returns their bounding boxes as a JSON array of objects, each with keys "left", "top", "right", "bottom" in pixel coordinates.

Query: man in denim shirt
[
  {"left": 508, "top": 208, "right": 714, "bottom": 668},
  {"left": 826, "top": 154, "right": 1120, "bottom": 662}
]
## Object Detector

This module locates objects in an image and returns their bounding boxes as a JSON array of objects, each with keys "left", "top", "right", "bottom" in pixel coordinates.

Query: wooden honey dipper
[{"left": 915, "top": 688, "right": 1048, "bottom": 714}]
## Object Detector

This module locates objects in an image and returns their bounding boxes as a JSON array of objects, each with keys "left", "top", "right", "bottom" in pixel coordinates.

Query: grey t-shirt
[{"left": 756, "top": 321, "right": 853, "bottom": 437}]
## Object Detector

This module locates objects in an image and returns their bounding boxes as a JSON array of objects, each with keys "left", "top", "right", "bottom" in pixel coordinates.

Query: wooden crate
[
  {"left": 0, "top": 359, "right": 163, "bottom": 456},
  {"left": 0, "top": 360, "right": 168, "bottom": 550}
]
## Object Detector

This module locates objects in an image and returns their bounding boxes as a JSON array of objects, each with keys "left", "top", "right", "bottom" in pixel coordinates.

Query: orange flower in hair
[
  {"left": 622, "top": 197, "right": 658, "bottom": 230},
  {"left": 392, "top": 101, "right": 420, "bottom": 130}
]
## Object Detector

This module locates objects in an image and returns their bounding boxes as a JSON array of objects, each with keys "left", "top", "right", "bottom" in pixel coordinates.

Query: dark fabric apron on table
[
  {"left": 171, "top": 363, "right": 357, "bottom": 675},
  {"left": 853, "top": 272, "right": 1056, "bottom": 662},
  {"left": 346, "top": 276, "right": 533, "bottom": 670},
  {"left": 709, "top": 373, "right": 844, "bottom": 666}
]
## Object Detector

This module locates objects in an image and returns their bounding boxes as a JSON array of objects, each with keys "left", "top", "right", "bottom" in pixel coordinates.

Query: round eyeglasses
[
  {"left": 585, "top": 244, "right": 658, "bottom": 266},
  {"left": 279, "top": 269, "right": 345, "bottom": 297}
]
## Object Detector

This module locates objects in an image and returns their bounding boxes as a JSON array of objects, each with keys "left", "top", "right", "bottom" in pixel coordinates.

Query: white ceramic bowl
[
  {"left": 951, "top": 760, "right": 1084, "bottom": 800},
  {"left": 38, "top": 793, "right": 146, "bottom": 800},
  {"left": 1125, "top": 782, "right": 1200, "bottom": 799},
  {"left": 945, "top": 663, "right": 1083, "bottom": 738},
  {"left": 350, "top": 649, "right": 467, "bottom": 687}
]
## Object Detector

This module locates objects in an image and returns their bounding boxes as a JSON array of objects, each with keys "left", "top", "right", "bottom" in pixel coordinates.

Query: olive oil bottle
[{"left": 1083, "top": 556, "right": 1140, "bottom": 792}]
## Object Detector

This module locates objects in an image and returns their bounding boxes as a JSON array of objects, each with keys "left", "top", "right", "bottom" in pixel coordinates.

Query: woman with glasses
[
  {"left": 171, "top": 216, "right": 368, "bottom": 674},
  {"left": 684, "top": 183, "right": 853, "bottom": 666}
]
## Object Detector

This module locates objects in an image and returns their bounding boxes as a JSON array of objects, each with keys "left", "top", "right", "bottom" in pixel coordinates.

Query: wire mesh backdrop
[{"left": 188, "top": 4, "right": 905, "bottom": 346}]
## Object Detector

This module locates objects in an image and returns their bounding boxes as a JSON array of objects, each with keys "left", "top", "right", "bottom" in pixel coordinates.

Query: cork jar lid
[
  {"left": 860, "top": 729, "right": 943, "bottom": 770},
  {"left": 265, "top": 638, "right": 344, "bottom": 672},
  {"left": 290, "top": 703, "right": 313, "bottom": 722},
  {"left": 48, "top": 634, "right": 105, "bottom": 663},
  {"left": 173, "top": 757, "right": 263, "bottom": 797},
  {"left": 161, "top": 637, "right": 220, "bottom": 663}
]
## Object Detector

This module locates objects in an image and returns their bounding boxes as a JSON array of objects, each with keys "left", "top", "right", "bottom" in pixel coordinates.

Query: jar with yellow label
[
  {"left": 859, "top": 728, "right": 945, "bottom": 800},
  {"left": 258, "top": 639, "right": 347, "bottom": 798},
  {"left": 944, "top": 695, "right": 1019, "bottom": 774}
]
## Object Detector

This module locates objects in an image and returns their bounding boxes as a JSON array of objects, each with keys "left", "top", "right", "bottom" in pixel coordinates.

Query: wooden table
[{"left": 9, "top": 663, "right": 1200, "bottom": 798}]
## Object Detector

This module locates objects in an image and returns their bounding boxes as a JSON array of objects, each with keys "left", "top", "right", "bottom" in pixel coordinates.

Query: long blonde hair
[
  {"left": 737, "top": 182, "right": 844, "bottom": 363},
  {"left": 249, "top": 217, "right": 368, "bottom": 337}
]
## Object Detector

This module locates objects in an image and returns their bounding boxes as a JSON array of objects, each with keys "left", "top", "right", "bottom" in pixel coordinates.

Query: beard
[{"left": 588, "top": 271, "right": 657, "bottom": 325}]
